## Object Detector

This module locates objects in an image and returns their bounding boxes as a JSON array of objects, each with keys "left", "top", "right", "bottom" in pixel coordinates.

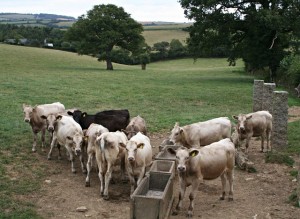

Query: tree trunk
[
  {"left": 106, "top": 50, "right": 113, "bottom": 70},
  {"left": 106, "top": 59, "right": 113, "bottom": 70},
  {"left": 141, "top": 63, "right": 146, "bottom": 70}
]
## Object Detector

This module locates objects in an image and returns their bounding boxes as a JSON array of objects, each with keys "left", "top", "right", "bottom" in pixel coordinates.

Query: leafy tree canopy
[
  {"left": 179, "top": 0, "right": 300, "bottom": 81},
  {"left": 66, "top": 4, "right": 145, "bottom": 70}
]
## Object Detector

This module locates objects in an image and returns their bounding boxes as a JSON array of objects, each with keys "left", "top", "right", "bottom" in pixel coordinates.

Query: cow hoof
[
  {"left": 172, "top": 211, "right": 178, "bottom": 216},
  {"left": 32, "top": 149, "right": 37, "bottom": 153},
  {"left": 72, "top": 170, "right": 77, "bottom": 174},
  {"left": 85, "top": 182, "right": 90, "bottom": 187},
  {"left": 219, "top": 196, "right": 225, "bottom": 200},
  {"left": 47, "top": 156, "right": 52, "bottom": 160},
  {"left": 103, "top": 195, "right": 109, "bottom": 200},
  {"left": 187, "top": 211, "right": 193, "bottom": 218},
  {"left": 228, "top": 197, "right": 234, "bottom": 201},
  {"left": 58, "top": 156, "right": 62, "bottom": 160}
]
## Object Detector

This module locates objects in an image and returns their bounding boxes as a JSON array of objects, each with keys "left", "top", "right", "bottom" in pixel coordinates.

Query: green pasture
[
  {"left": 143, "top": 29, "right": 188, "bottom": 45},
  {"left": 0, "top": 43, "right": 299, "bottom": 218}
]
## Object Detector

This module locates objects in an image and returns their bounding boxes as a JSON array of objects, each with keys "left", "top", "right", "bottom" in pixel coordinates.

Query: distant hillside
[{"left": 0, "top": 13, "right": 75, "bottom": 21}]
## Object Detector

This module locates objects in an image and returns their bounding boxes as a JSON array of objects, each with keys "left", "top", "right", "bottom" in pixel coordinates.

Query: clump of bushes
[{"left": 265, "top": 151, "right": 295, "bottom": 167}]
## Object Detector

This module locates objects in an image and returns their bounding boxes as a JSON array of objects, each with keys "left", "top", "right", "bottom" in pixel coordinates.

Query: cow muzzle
[
  {"left": 128, "top": 157, "right": 135, "bottom": 163},
  {"left": 24, "top": 119, "right": 30, "bottom": 123},
  {"left": 177, "top": 166, "right": 186, "bottom": 172},
  {"left": 48, "top": 127, "right": 54, "bottom": 132},
  {"left": 239, "top": 127, "right": 246, "bottom": 134},
  {"left": 75, "top": 149, "right": 81, "bottom": 155}
]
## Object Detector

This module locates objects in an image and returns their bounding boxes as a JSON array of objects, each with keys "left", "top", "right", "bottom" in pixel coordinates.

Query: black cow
[{"left": 67, "top": 109, "right": 130, "bottom": 131}]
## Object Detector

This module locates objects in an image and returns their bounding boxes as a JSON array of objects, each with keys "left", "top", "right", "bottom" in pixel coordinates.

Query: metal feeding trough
[
  {"left": 130, "top": 173, "right": 174, "bottom": 219},
  {"left": 147, "top": 160, "right": 175, "bottom": 179},
  {"left": 155, "top": 145, "right": 181, "bottom": 161},
  {"left": 130, "top": 160, "right": 175, "bottom": 219}
]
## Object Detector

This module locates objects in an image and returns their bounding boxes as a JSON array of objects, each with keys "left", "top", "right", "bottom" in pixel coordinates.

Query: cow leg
[
  {"left": 227, "top": 170, "right": 234, "bottom": 201},
  {"left": 85, "top": 153, "right": 94, "bottom": 187},
  {"left": 187, "top": 179, "right": 200, "bottom": 218},
  {"left": 136, "top": 167, "right": 145, "bottom": 187},
  {"left": 128, "top": 172, "right": 136, "bottom": 194},
  {"left": 96, "top": 157, "right": 105, "bottom": 196},
  {"left": 260, "top": 134, "right": 265, "bottom": 152},
  {"left": 57, "top": 144, "right": 62, "bottom": 160},
  {"left": 47, "top": 134, "right": 57, "bottom": 160},
  {"left": 65, "top": 146, "right": 76, "bottom": 173},
  {"left": 120, "top": 154, "right": 126, "bottom": 183},
  {"left": 80, "top": 153, "right": 87, "bottom": 174},
  {"left": 41, "top": 128, "right": 46, "bottom": 152},
  {"left": 266, "top": 129, "right": 271, "bottom": 152},
  {"left": 103, "top": 162, "right": 113, "bottom": 200},
  {"left": 173, "top": 177, "right": 186, "bottom": 215},
  {"left": 32, "top": 130, "right": 38, "bottom": 152},
  {"left": 245, "top": 137, "right": 250, "bottom": 154},
  {"left": 220, "top": 172, "right": 226, "bottom": 200}
]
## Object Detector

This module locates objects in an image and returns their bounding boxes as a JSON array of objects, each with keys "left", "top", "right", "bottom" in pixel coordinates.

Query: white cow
[
  {"left": 84, "top": 123, "right": 109, "bottom": 187},
  {"left": 232, "top": 110, "right": 272, "bottom": 153},
  {"left": 168, "top": 138, "right": 235, "bottom": 217},
  {"left": 22, "top": 102, "right": 65, "bottom": 152},
  {"left": 169, "top": 117, "right": 231, "bottom": 148},
  {"left": 120, "top": 132, "right": 152, "bottom": 194},
  {"left": 95, "top": 131, "right": 127, "bottom": 200},
  {"left": 48, "top": 115, "right": 86, "bottom": 174}
]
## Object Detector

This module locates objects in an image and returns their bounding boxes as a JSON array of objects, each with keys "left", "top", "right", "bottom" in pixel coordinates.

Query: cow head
[
  {"left": 120, "top": 140, "right": 144, "bottom": 164},
  {"left": 232, "top": 114, "right": 252, "bottom": 135},
  {"left": 167, "top": 147, "right": 199, "bottom": 173},
  {"left": 66, "top": 132, "right": 83, "bottom": 156},
  {"left": 67, "top": 110, "right": 86, "bottom": 124},
  {"left": 22, "top": 104, "right": 34, "bottom": 123},
  {"left": 41, "top": 114, "right": 57, "bottom": 132},
  {"left": 295, "top": 84, "right": 300, "bottom": 98},
  {"left": 169, "top": 122, "right": 183, "bottom": 144},
  {"left": 123, "top": 124, "right": 137, "bottom": 140}
]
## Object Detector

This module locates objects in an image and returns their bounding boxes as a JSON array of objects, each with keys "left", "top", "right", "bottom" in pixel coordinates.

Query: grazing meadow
[{"left": 0, "top": 43, "right": 299, "bottom": 218}]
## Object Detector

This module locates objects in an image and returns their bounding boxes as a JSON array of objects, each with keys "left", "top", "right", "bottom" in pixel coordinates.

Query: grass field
[
  {"left": 0, "top": 43, "right": 299, "bottom": 218},
  {"left": 143, "top": 29, "right": 188, "bottom": 45}
]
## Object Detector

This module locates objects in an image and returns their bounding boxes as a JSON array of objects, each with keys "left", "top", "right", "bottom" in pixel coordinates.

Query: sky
[{"left": 1, "top": 0, "right": 191, "bottom": 23}]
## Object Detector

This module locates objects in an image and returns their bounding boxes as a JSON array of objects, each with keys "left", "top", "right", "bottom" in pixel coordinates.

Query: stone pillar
[
  {"left": 253, "top": 80, "right": 264, "bottom": 112},
  {"left": 271, "top": 91, "right": 289, "bottom": 150},
  {"left": 262, "top": 83, "right": 276, "bottom": 114}
]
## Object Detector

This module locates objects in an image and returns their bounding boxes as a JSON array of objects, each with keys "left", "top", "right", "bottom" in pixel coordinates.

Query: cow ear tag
[
  {"left": 191, "top": 151, "right": 197, "bottom": 157},
  {"left": 83, "top": 114, "right": 86, "bottom": 117},
  {"left": 138, "top": 143, "right": 144, "bottom": 149}
]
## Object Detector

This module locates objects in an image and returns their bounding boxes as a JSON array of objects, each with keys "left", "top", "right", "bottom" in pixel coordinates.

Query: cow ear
[
  {"left": 137, "top": 143, "right": 144, "bottom": 149},
  {"left": 167, "top": 147, "right": 176, "bottom": 155},
  {"left": 22, "top": 103, "right": 26, "bottom": 109},
  {"left": 179, "top": 128, "right": 184, "bottom": 134},
  {"left": 232, "top": 115, "right": 238, "bottom": 120},
  {"left": 82, "top": 112, "right": 87, "bottom": 117},
  {"left": 56, "top": 115, "right": 63, "bottom": 121},
  {"left": 189, "top": 150, "right": 199, "bottom": 157},
  {"left": 67, "top": 111, "right": 73, "bottom": 116},
  {"left": 41, "top": 115, "right": 47, "bottom": 120},
  {"left": 246, "top": 115, "right": 252, "bottom": 120},
  {"left": 175, "top": 122, "right": 179, "bottom": 127},
  {"left": 121, "top": 129, "right": 128, "bottom": 135},
  {"left": 119, "top": 142, "right": 126, "bottom": 148}
]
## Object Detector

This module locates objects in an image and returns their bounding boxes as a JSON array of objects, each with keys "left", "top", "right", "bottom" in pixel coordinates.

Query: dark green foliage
[
  {"left": 288, "top": 190, "right": 299, "bottom": 207},
  {"left": 66, "top": 4, "right": 145, "bottom": 70},
  {"left": 179, "top": 0, "right": 300, "bottom": 81},
  {"left": 290, "top": 170, "right": 298, "bottom": 178},
  {"left": 265, "top": 151, "right": 295, "bottom": 167}
]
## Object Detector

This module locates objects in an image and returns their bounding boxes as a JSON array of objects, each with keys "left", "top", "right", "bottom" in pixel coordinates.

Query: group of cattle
[{"left": 22, "top": 102, "right": 273, "bottom": 217}]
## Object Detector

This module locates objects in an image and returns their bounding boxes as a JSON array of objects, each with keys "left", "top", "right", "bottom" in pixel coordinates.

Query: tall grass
[{"left": 0, "top": 44, "right": 300, "bottom": 218}]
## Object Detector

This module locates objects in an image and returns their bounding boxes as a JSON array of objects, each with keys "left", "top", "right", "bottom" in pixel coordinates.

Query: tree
[
  {"left": 65, "top": 4, "right": 145, "bottom": 70},
  {"left": 179, "top": 0, "right": 300, "bottom": 82},
  {"left": 168, "top": 39, "right": 187, "bottom": 58}
]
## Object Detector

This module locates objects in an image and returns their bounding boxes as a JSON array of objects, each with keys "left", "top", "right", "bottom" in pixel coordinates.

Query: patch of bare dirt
[{"left": 28, "top": 107, "right": 300, "bottom": 219}]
